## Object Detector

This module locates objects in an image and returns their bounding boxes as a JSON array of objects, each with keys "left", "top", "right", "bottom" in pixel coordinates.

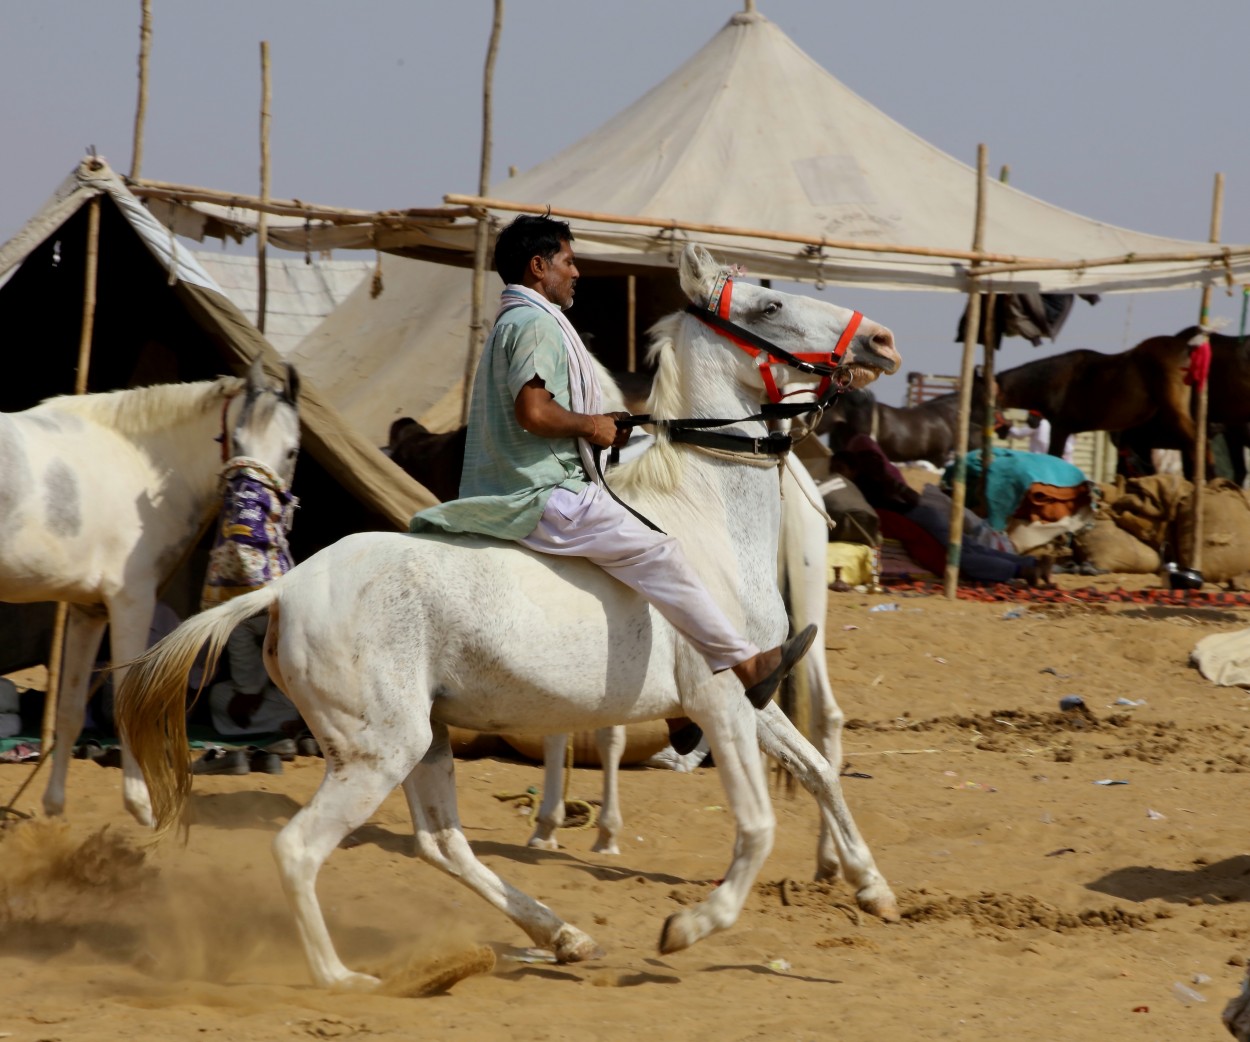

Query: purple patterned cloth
[{"left": 200, "top": 457, "right": 297, "bottom": 610}]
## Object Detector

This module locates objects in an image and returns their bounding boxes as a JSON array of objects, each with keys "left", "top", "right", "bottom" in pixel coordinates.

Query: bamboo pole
[
  {"left": 129, "top": 179, "right": 470, "bottom": 224},
  {"left": 445, "top": 193, "right": 1048, "bottom": 265},
  {"left": 944, "top": 144, "right": 989, "bottom": 600},
  {"left": 1189, "top": 172, "right": 1224, "bottom": 576},
  {"left": 257, "top": 41, "right": 271, "bottom": 333},
  {"left": 129, "top": 0, "right": 152, "bottom": 180},
  {"left": 977, "top": 289, "right": 997, "bottom": 510},
  {"left": 626, "top": 274, "right": 637, "bottom": 372},
  {"left": 444, "top": 192, "right": 1250, "bottom": 274},
  {"left": 462, "top": 0, "right": 504, "bottom": 426},
  {"left": 42, "top": 196, "right": 103, "bottom": 758}
]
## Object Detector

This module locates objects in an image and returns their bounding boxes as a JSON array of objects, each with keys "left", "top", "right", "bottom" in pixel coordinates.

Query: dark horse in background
[
  {"left": 817, "top": 388, "right": 986, "bottom": 468},
  {"left": 992, "top": 336, "right": 1198, "bottom": 473}
]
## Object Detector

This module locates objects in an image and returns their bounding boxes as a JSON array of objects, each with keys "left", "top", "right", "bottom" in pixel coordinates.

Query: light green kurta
[{"left": 409, "top": 306, "right": 587, "bottom": 540}]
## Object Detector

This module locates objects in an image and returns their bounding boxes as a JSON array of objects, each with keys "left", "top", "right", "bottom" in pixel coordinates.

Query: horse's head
[
  {"left": 677, "top": 244, "right": 901, "bottom": 402},
  {"left": 224, "top": 358, "right": 301, "bottom": 487}
]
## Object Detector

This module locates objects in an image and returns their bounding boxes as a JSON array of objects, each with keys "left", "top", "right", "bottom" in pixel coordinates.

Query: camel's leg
[
  {"left": 755, "top": 702, "right": 899, "bottom": 921},
  {"left": 590, "top": 726, "right": 625, "bottom": 854},
  {"left": 273, "top": 734, "right": 417, "bottom": 990},
  {"left": 403, "top": 723, "right": 603, "bottom": 963},
  {"left": 103, "top": 590, "right": 159, "bottom": 826},
  {"left": 659, "top": 682, "right": 774, "bottom": 955},
  {"left": 527, "top": 734, "right": 568, "bottom": 850},
  {"left": 41, "top": 607, "right": 108, "bottom": 819}
]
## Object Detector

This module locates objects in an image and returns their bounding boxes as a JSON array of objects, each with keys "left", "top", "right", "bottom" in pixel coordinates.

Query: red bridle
[{"left": 693, "top": 273, "right": 863, "bottom": 404}]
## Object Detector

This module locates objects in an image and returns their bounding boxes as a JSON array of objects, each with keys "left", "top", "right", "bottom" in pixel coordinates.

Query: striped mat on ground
[{"left": 879, "top": 576, "right": 1250, "bottom": 605}]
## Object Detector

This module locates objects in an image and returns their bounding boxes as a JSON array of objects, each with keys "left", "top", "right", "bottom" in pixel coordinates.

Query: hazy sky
[{"left": 5, "top": 1, "right": 1249, "bottom": 404}]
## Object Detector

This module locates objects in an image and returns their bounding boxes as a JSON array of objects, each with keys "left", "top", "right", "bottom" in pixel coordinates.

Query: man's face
[{"left": 533, "top": 240, "right": 579, "bottom": 309}]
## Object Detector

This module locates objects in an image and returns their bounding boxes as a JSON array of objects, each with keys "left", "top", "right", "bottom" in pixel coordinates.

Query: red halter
[{"left": 701, "top": 273, "right": 863, "bottom": 404}]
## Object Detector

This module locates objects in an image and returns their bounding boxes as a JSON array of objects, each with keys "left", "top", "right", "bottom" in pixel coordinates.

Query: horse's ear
[
  {"left": 246, "top": 356, "right": 267, "bottom": 392},
  {"left": 281, "top": 362, "right": 300, "bottom": 407},
  {"left": 678, "top": 243, "right": 718, "bottom": 303}
]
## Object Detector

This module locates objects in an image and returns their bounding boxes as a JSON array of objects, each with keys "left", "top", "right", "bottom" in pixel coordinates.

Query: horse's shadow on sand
[
  {"left": 1086, "top": 854, "right": 1250, "bottom": 905},
  {"left": 344, "top": 824, "right": 690, "bottom": 886}
]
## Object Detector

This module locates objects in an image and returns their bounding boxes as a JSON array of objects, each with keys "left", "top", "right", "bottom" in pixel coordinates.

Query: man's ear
[{"left": 527, "top": 253, "right": 546, "bottom": 281}]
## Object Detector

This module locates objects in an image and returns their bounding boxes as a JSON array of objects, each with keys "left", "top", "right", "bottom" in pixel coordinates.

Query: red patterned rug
[{"left": 879, "top": 576, "right": 1250, "bottom": 606}]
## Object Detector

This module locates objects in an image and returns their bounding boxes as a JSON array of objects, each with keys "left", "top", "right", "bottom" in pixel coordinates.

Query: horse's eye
[{"left": 762, "top": 301, "right": 782, "bottom": 317}]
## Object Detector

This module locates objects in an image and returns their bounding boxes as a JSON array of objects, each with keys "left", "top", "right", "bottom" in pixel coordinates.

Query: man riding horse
[{"left": 408, "top": 215, "right": 815, "bottom": 753}]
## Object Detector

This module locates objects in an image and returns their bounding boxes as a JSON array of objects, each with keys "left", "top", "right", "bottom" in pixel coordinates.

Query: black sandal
[{"left": 743, "top": 624, "right": 818, "bottom": 710}]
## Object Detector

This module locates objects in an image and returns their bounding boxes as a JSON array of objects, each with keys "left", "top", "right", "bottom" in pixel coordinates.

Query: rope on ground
[{"left": 493, "top": 735, "right": 598, "bottom": 831}]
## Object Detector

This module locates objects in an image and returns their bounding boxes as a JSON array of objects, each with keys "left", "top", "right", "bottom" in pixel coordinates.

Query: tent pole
[
  {"left": 944, "top": 144, "right": 989, "bottom": 600},
  {"left": 626, "top": 275, "right": 637, "bottom": 372},
  {"left": 1189, "top": 171, "right": 1224, "bottom": 576},
  {"left": 977, "top": 289, "right": 997, "bottom": 511},
  {"left": 42, "top": 195, "right": 102, "bottom": 758},
  {"left": 257, "top": 40, "right": 272, "bottom": 334},
  {"left": 129, "top": 0, "right": 152, "bottom": 180},
  {"left": 462, "top": 0, "right": 505, "bottom": 425}
]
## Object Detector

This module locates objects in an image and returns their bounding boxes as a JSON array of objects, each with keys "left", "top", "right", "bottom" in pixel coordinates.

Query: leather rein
[{"left": 593, "top": 273, "right": 863, "bottom": 531}]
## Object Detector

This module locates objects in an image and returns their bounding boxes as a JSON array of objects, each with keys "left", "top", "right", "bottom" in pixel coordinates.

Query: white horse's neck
[{"left": 622, "top": 318, "right": 786, "bottom": 643}]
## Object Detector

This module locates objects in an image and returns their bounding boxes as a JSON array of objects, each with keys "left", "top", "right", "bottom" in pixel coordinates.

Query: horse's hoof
[
  {"left": 590, "top": 837, "right": 620, "bottom": 856},
  {"left": 526, "top": 834, "right": 560, "bottom": 852},
  {"left": 658, "top": 910, "right": 697, "bottom": 955},
  {"left": 327, "top": 971, "right": 382, "bottom": 993},
  {"left": 856, "top": 884, "right": 901, "bottom": 923},
  {"left": 551, "top": 924, "right": 604, "bottom": 963},
  {"left": 124, "top": 799, "right": 156, "bottom": 829}
]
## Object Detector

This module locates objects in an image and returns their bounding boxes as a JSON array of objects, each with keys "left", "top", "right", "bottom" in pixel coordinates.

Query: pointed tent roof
[
  {"left": 481, "top": 8, "right": 1245, "bottom": 294},
  {"left": 0, "top": 159, "right": 436, "bottom": 536}
]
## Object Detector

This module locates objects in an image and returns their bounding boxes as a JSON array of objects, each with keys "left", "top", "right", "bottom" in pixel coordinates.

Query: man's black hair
[{"left": 492, "top": 213, "right": 574, "bottom": 285}]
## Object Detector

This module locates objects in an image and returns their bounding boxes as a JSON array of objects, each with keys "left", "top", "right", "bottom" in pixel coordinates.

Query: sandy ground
[{"left": 3, "top": 573, "right": 1250, "bottom": 1041}]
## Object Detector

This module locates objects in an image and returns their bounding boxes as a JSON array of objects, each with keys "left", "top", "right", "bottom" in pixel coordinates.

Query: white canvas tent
[{"left": 146, "top": 6, "right": 1250, "bottom": 442}]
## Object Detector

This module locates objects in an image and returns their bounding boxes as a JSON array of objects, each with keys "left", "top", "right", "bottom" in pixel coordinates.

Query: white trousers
[{"left": 520, "top": 484, "right": 759, "bottom": 673}]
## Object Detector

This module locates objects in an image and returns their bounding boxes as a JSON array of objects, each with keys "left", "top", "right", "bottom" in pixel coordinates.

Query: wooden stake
[
  {"left": 626, "top": 274, "right": 637, "bottom": 372},
  {"left": 129, "top": 0, "right": 152, "bottom": 180},
  {"left": 43, "top": 196, "right": 102, "bottom": 757},
  {"left": 945, "top": 144, "right": 989, "bottom": 600},
  {"left": 257, "top": 40, "right": 271, "bottom": 334},
  {"left": 462, "top": 0, "right": 505, "bottom": 425},
  {"left": 1189, "top": 171, "right": 1224, "bottom": 575}
]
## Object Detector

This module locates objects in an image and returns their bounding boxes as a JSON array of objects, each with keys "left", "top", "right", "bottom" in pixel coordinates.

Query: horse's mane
[
  {"left": 38, "top": 376, "right": 244, "bottom": 437},
  {"left": 613, "top": 313, "right": 686, "bottom": 497}
]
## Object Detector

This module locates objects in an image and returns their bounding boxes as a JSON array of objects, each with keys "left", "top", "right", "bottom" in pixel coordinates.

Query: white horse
[
  {"left": 118, "top": 244, "right": 901, "bottom": 991},
  {"left": 527, "top": 454, "right": 879, "bottom": 896},
  {"left": 0, "top": 359, "right": 300, "bottom": 825}
]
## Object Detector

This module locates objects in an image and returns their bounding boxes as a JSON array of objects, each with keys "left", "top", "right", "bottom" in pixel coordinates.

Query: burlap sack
[
  {"left": 1108, "top": 473, "right": 1193, "bottom": 551},
  {"left": 1074, "top": 516, "right": 1161, "bottom": 574},
  {"left": 1176, "top": 479, "right": 1250, "bottom": 582}
]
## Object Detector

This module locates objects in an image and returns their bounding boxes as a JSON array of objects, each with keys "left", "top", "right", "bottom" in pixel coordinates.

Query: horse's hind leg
[
  {"left": 527, "top": 734, "right": 569, "bottom": 850},
  {"left": 803, "top": 653, "right": 845, "bottom": 882},
  {"left": 42, "top": 607, "right": 107, "bottom": 819},
  {"left": 273, "top": 741, "right": 415, "bottom": 990},
  {"left": 590, "top": 725, "right": 625, "bottom": 854},
  {"left": 403, "top": 723, "right": 603, "bottom": 963},
  {"left": 755, "top": 702, "right": 899, "bottom": 921}
]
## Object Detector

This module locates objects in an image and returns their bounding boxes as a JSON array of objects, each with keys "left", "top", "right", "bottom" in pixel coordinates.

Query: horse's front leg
[
  {"left": 591, "top": 725, "right": 625, "bottom": 854},
  {"left": 660, "top": 677, "right": 773, "bottom": 955},
  {"left": 42, "top": 606, "right": 107, "bottom": 819},
  {"left": 755, "top": 702, "right": 899, "bottom": 921},
  {"left": 527, "top": 734, "right": 569, "bottom": 850}
]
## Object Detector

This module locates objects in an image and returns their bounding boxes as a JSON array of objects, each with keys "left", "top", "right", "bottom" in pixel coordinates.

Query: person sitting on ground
[
  {"left": 408, "top": 214, "right": 815, "bottom": 755},
  {"left": 832, "top": 434, "right": 1045, "bottom": 585}
]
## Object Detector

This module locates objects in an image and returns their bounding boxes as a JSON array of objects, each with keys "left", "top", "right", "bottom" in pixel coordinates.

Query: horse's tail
[{"left": 116, "top": 585, "right": 281, "bottom": 837}]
